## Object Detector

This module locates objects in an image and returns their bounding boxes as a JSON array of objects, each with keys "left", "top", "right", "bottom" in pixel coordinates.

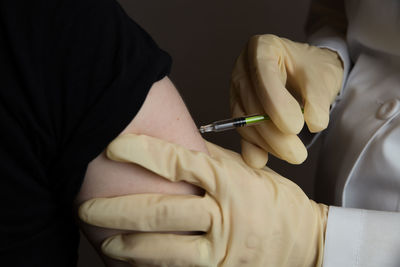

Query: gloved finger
[
  {"left": 236, "top": 124, "right": 275, "bottom": 154},
  {"left": 231, "top": 92, "right": 274, "bottom": 152},
  {"left": 241, "top": 139, "right": 268, "bottom": 169},
  {"left": 107, "top": 134, "right": 221, "bottom": 194},
  {"left": 300, "top": 69, "right": 332, "bottom": 132},
  {"left": 230, "top": 47, "right": 268, "bottom": 117},
  {"left": 205, "top": 141, "right": 244, "bottom": 162},
  {"left": 255, "top": 121, "right": 308, "bottom": 164},
  {"left": 231, "top": 96, "right": 272, "bottom": 167},
  {"left": 304, "top": 97, "right": 330, "bottom": 133},
  {"left": 102, "top": 233, "right": 211, "bottom": 267},
  {"left": 79, "top": 194, "right": 213, "bottom": 232},
  {"left": 299, "top": 48, "right": 343, "bottom": 132},
  {"left": 234, "top": 107, "right": 306, "bottom": 165},
  {"left": 248, "top": 35, "right": 304, "bottom": 134}
]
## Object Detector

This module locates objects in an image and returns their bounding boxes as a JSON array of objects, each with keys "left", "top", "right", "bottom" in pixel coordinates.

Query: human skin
[{"left": 75, "top": 76, "right": 207, "bottom": 266}]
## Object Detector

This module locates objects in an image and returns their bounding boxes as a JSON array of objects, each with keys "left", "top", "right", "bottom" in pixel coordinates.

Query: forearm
[{"left": 75, "top": 77, "right": 207, "bottom": 266}]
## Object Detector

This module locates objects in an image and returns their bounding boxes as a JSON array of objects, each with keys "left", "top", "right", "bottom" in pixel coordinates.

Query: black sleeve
[{"left": 0, "top": 0, "right": 171, "bottom": 265}]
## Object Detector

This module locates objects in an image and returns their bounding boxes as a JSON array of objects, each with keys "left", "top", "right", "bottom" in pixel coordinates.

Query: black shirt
[{"left": 0, "top": 0, "right": 171, "bottom": 265}]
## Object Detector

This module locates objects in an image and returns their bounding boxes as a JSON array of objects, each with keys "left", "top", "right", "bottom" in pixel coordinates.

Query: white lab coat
[{"left": 308, "top": 0, "right": 400, "bottom": 266}]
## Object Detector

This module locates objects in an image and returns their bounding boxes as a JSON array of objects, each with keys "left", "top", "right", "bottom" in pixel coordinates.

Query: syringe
[{"left": 199, "top": 114, "right": 269, "bottom": 133}]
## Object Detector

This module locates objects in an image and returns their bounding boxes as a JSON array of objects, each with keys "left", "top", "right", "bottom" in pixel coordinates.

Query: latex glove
[
  {"left": 231, "top": 34, "right": 343, "bottom": 168},
  {"left": 79, "top": 134, "right": 328, "bottom": 267}
]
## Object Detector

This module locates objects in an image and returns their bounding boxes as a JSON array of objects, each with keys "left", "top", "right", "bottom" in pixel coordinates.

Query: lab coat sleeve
[{"left": 323, "top": 206, "right": 400, "bottom": 267}]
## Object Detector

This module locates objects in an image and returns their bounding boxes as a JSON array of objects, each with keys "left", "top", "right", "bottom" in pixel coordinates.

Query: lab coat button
[{"left": 377, "top": 99, "right": 400, "bottom": 120}]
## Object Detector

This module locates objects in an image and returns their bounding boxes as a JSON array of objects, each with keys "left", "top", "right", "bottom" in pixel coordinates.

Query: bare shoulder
[
  {"left": 76, "top": 76, "right": 206, "bottom": 203},
  {"left": 75, "top": 76, "right": 206, "bottom": 266}
]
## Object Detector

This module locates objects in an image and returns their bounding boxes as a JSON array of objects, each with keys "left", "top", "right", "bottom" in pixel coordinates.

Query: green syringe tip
[{"left": 244, "top": 115, "right": 269, "bottom": 124}]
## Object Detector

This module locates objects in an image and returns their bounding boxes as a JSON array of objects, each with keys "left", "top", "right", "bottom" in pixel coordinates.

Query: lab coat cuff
[
  {"left": 323, "top": 206, "right": 400, "bottom": 267},
  {"left": 307, "top": 26, "right": 350, "bottom": 100}
]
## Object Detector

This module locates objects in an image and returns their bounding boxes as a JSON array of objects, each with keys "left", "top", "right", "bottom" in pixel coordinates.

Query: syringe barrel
[{"left": 213, "top": 117, "right": 246, "bottom": 132}]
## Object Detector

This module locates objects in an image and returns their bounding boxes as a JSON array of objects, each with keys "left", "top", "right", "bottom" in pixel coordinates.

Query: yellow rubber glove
[
  {"left": 79, "top": 134, "right": 328, "bottom": 267},
  {"left": 231, "top": 34, "right": 343, "bottom": 168}
]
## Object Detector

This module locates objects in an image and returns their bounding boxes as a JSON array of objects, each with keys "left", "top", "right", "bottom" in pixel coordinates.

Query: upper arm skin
[{"left": 75, "top": 77, "right": 208, "bottom": 266}]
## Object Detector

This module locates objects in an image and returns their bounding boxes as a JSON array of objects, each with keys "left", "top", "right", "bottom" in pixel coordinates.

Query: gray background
[{"left": 78, "top": 0, "right": 317, "bottom": 265}]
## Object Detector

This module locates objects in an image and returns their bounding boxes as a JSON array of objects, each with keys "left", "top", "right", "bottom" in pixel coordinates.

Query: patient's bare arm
[{"left": 75, "top": 77, "right": 208, "bottom": 266}]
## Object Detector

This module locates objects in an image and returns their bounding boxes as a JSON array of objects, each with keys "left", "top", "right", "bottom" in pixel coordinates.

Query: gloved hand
[
  {"left": 79, "top": 134, "right": 328, "bottom": 267},
  {"left": 231, "top": 34, "right": 343, "bottom": 168}
]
